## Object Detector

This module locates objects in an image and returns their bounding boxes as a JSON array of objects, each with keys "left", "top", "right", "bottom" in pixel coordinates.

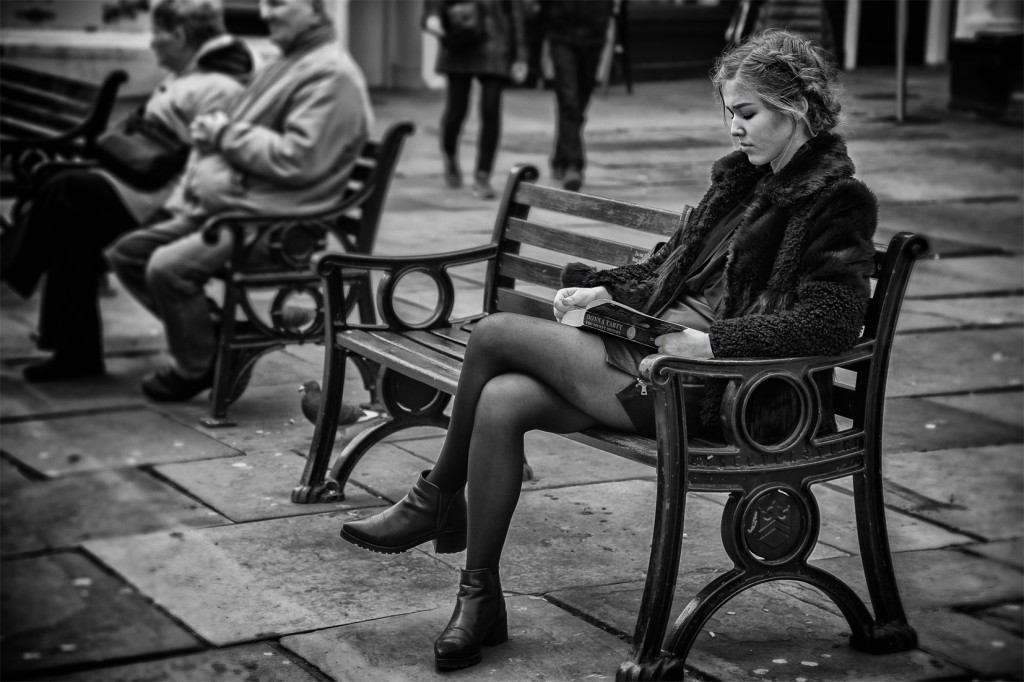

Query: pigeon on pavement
[{"left": 298, "top": 380, "right": 367, "bottom": 426}]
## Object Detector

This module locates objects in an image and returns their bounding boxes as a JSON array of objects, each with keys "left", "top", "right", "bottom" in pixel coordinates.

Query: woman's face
[
  {"left": 721, "top": 79, "right": 798, "bottom": 169},
  {"left": 150, "top": 23, "right": 190, "bottom": 73}
]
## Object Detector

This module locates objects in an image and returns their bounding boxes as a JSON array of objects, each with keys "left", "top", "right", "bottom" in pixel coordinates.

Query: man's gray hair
[{"left": 152, "top": 0, "right": 227, "bottom": 49}]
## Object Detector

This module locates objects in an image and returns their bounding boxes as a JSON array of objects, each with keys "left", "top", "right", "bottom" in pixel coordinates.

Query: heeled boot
[
  {"left": 340, "top": 470, "right": 466, "bottom": 554},
  {"left": 442, "top": 154, "right": 462, "bottom": 189},
  {"left": 434, "top": 568, "right": 508, "bottom": 670}
]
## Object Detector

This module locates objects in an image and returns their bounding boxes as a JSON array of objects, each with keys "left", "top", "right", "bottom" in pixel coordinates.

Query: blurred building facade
[{"left": 0, "top": 0, "right": 1020, "bottom": 119}]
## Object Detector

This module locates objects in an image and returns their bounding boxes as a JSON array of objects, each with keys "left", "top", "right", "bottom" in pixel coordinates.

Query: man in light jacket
[{"left": 107, "top": 0, "right": 373, "bottom": 401}]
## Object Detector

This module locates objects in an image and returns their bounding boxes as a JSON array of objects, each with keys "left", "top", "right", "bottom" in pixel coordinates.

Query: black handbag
[
  {"left": 94, "top": 107, "right": 190, "bottom": 191},
  {"left": 441, "top": 1, "right": 485, "bottom": 52}
]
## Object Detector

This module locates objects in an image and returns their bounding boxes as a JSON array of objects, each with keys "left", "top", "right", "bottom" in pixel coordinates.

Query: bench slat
[
  {"left": 565, "top": 430, "right": 659, "bottom": 467},
  {"left": 1, "top": 62, "right": 102, "bottom": 101},
  {"left": 402, "top": 330, "right": 469, "bottom": 361},
  {"left": 339, "top": 330, "right": 462, "bottom": 394},
  {"left": 497, "top": 253, "right": 563, "bottom": 289},
  {"left": 505, "top": 218, "right": 653, "bottom": 266},
  {"left": 513, "top": 182, "right": 681, "bottom": 237},
  {"left": 494, "top": 288, "right": 554, "bottom": 319}
]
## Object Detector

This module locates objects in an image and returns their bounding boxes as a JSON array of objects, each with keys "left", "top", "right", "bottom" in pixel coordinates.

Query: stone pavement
[{"left": 1, "top": 66, "right": 1022, "bottom": 682}]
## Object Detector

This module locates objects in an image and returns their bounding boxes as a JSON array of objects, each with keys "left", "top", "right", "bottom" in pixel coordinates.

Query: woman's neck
[{"left": 770, "top": 124, "right": 812, "bottom": 174}]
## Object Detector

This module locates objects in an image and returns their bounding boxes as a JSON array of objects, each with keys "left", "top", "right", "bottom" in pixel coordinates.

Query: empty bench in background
[
  {"left": 198, "top": 121, "right": 415, "bottom": 427},
  {"left": 298, "top": 164, "right": 930, "bottom": 679},
  {"left": 0, "top": 61, "right": 127, "bottom": 202}
]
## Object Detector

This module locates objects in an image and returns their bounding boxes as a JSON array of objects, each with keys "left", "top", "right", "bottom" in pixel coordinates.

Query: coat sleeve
[
  {"left": 709, "top": 179, "right": 879, "bottom": 358},
  {"left": 215, "top": 69, "right": 365, "bottom": 187},
  {"left": 561, "top": 225, "right": 681, "bottom": 307}
]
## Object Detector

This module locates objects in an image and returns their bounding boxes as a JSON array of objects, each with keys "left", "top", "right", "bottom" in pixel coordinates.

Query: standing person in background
[
  {"left": 538, "top": 0, "right": 615, "bottom": 192},
  {"left": 2, "top": 0, "right": 253, "bottom": 382},
  {"left": 423, "top": 0, "right": 529, "bottom": 199}
]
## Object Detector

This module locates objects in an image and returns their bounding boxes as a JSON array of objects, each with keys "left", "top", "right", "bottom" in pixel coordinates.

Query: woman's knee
[{"left": 474, "top": 374, "right": 536, "bottom": 435}]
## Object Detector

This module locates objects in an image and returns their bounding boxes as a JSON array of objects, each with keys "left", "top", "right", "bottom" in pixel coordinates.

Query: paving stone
[
  {"left": 154, "top": 445, "right": 432, "bottom": 523},
  {"left": 1, "top": 468, "right": 228, "bottom": 555},
  {"left": 887, "top": 328, "right": 1023, "bottom": 397},
  {"left": 878, "top": 201, "right": 1023, "bottom": 255},
  {"left": 969, "top": 601, "right": 1024, "bottom": 638},
  {"left": 898, "top": 297, "right": 1024, "bottom": 332},
  {"left": 882, "top": 396, "right": 1024, "bottom": 453},
  {"left": 795, "top": 548, "right": 1023, "bottom": 612},
  {"left": 417, "top": 482, "right": 846, "bottom": 597},
  {"left": 1, "top": 552, "right": 201, "bottom": 678},
  {"left": 280, "top": 594, "right": 629, "bottom": 681},
  {"left": 962, "top": 538, "right": 1024, "bottom": 570},
  {"left": 0, "top": 408, "right": 240, "bottom": 477},
  {"left": 0, "top": 355, "right": 155, "bottom": 419},
  {"left": 926, "top": 391, "right": 1024, "bottom": 432},
  {"left": 829, "top": 445, "right": 1023, "bottom": 541},
  {"left": 50, "top": 642, "right": 321, "bottom": 682},
  {"left": 0, "top": 458, "right": 35, "bottom": 494},
  {"left": 550, "top": 578, "right": 962, "bottom": 681},
  {"left": 813, "top": 482, "right": 975, "bottom": 553},
  {"left": 907, "top": 255, "right": 1024, "bottom": 298},
  {"left": 84, "top": 513, "right": 460, "bottom": 646},
  {"left": 915, "top": 608, "right": 1024, "bottom": 678}
]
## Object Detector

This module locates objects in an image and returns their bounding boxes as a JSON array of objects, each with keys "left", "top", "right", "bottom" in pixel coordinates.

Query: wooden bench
[
  {"left": 197, "top": 121, "right": 415, "bottom": 427},
  {"left": 297, "top": 164, "right": 930, "bottom": 679},
  {"left": 0, "top": 61, "right": 128, "bottom": 202}
]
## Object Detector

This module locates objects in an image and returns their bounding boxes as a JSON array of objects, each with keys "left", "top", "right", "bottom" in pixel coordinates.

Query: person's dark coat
[
  {"left": 562, "top": 132, "right": 878, "bottom": 438},
  {"left": 425, "top": 0, "right": 528, "bottom": 77},
  {"left": 539, "top": 0, "right": 614, "bottom": 47}
]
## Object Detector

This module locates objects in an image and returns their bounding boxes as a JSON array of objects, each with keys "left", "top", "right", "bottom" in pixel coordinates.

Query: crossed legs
[{"left": 426, "top": 312, "right": 637, "bottom": 570}]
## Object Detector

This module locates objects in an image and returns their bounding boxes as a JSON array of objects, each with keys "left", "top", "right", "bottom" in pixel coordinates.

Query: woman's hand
[
  {"left": 510, "top": 60, "right": 529, "bottom": 84},
  {"left": 552, "top": 286, "right": 610, "bottom": 322},
  {"left": 190, "top": 111, "right": 229, "bottom": 154},
  {"left": 655, "top": 328, "right": 713, "bottom": 358}
]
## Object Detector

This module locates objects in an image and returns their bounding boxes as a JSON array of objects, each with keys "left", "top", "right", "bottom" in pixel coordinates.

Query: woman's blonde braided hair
[{"left": 711, "top": 28, "right": 841, "bottom": 136}]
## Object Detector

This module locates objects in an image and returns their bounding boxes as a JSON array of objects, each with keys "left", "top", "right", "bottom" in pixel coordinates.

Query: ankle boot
[
  {"left": 340, "top": 470, "right": 466, "bottom": 554},
  {"left": 434, "top": 568, "right": 508, "bottom": 670}
]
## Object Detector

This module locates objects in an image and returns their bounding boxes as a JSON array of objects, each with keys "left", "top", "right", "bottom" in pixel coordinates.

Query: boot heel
[
  {"left": 483, "top": 612, "right": 508, "bottom": 646},
  {"left": 432, "top": 531, "right": 467, "bottom": 554}
]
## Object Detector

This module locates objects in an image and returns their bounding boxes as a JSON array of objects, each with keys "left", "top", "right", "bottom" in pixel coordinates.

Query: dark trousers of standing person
[
  {"left": 441, "top": 74, "right": 505, "bottom": 185},
  {"left": 2, "top": 170, "right": 141, "bottom": 379},
  {"left": 549, "top": 40, "right": 604, "bottom": 182}
]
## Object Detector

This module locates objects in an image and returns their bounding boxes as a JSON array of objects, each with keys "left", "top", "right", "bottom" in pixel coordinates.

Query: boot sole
[{"left": 339, "top": 528, "right": 466, "bottom": 554}]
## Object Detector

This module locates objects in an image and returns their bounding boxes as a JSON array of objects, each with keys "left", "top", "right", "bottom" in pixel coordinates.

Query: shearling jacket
[
  {"left": 170, "top": 23, "right": 372, "bottom": 220},
  {"left": 562, "top": 132, "right": 878, "bottom": 435}
]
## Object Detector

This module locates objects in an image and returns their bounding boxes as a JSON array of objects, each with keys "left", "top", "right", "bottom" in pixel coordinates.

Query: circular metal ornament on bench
[{"left": 376, "top": 266, "right": 454, "bottom": 330}]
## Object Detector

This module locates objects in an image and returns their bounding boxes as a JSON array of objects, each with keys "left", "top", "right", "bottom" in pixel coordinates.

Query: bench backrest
[
  {"left": 328, "top": 121, "right": 415, "bottom": 256},
  {"left": 0, "top": 61, "right": 127, "bottom": 148},
  {"left": 486, "top": 164, "right": 930, "bottom": 428},
  {"left": 486, "top": 165, "right": 686, "bottom": 320}
]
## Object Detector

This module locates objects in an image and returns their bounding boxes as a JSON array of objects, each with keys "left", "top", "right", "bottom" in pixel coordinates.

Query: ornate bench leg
[
  {"left": 618, "top": 391, "right": 689, "bottom": 681},
  {"left": 851, "top": 469, "right": 918, "bottom": 652},
  {"left": 203, "top": 314, "right": 240, "bottom": 428},
  {"left": 294, "top": 342, "right": 349, "bottom": 503}
]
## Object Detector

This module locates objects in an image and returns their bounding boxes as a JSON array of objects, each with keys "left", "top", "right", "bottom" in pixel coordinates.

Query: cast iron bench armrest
[{"left": 312, "top": 244, "right": 500, "bottom": 331}]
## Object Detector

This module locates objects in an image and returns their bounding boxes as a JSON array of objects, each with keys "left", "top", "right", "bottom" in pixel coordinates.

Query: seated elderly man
[{"left": 107, "top": 0, "right": 373, "bottom": 401}]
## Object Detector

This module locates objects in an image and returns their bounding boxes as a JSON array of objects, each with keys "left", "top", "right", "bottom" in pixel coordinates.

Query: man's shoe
[
  {"left": 23, "top": 355, "right": 105, "bottom": 383},
  {"left": 563, "top": 167, "right": 583, "bottom": 192},
  {"left": 141, "top": 365, "right": 214, "bottom": 402}
]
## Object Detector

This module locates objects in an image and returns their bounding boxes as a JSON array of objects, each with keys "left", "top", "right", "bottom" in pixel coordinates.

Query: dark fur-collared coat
[{"left": 561, "top": 132, "right": 878, "bottom": 437}]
